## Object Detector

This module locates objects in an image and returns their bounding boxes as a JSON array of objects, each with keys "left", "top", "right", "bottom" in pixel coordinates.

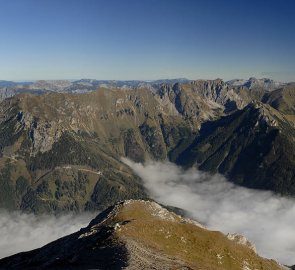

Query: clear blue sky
[{"left": 0, "top": 0, "right": 294, "bottom": 81}]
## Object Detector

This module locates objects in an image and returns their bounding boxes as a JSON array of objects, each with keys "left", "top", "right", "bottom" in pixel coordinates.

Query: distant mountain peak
[{"left": 227, "top": 77, "right": 284, "bottom": 91}]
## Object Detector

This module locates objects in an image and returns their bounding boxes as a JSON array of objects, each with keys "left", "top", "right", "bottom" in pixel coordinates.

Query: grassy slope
[
  {"left": 0, "top": 200, "right": 283, "bottom": 270},
  {"left": 114, "top": 201, "right": 282, "bottom": 270}
]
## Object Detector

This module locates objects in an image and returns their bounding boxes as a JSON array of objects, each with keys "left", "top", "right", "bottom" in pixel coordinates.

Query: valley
[{"left": 0, "top": 78, "right": 295, "bottom": 213}]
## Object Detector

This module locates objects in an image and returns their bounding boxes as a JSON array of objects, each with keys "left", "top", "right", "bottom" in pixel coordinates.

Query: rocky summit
[{"left": 0, "top": 200, "right": 286, "bottom": 270}]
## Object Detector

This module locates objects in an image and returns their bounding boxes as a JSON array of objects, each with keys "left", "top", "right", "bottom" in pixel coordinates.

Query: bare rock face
[
  {"left": 158, "top": 82, "right": 224, "bottom": 126},
  {"left": 0, "top": 200, "right": 284, "bottom": 270},
  {"left": 0, "top": 87, "right": 15, "bottom": 102},
  {"left": 190, "top": 79, "right": 251, "bottom": 111},
  {"left": 16, "top": 111, "right": 63, "bottom": 154}
]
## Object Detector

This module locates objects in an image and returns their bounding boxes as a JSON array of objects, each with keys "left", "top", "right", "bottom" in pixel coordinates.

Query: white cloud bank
[
  {"left": 0, "top": 211, "right": 94, "bottom": 259},
  {"left": 123, "top": 158, "right": 295, "bottom": 266}
]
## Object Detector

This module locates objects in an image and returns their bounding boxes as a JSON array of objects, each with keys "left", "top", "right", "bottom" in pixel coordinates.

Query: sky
[{"left": 0, "top": 0, "right": 294, "bottom": 81}]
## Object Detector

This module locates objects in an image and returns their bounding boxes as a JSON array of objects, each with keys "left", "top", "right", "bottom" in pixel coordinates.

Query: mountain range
[
  {"left": 0, "top": 77, "right": 286, "bottom": 101},
  {"left": 0, "top": 78, "right": 295, "bottom": 213},
  {"left": 0, "top": 77, "right": 295, "bottom": 267}
]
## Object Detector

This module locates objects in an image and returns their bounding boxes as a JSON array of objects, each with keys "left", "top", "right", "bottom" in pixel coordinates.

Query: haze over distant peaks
[{"left": 226, "top": 77, "right": 285, "bottom": 90}]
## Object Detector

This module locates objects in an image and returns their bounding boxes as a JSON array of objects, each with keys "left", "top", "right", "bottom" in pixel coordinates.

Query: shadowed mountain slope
[
  {"left": 0, "top": 81, "right": 295, "bottom": 212},
  {"left": 176, "top": 101, "right": 295, "bottom": 194}
]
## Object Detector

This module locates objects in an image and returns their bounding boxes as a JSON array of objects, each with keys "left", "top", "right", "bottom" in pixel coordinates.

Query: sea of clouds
[
  {"left": 0, "top": 211, "right": 95, "bottom": 259},
  {"left": 1, "top": 158, "right": 294, "bottom": 266},
  {"left": 123, "top": 158, "right": 295, "bottom": 265}
]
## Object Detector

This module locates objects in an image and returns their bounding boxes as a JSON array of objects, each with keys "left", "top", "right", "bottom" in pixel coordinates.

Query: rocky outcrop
[
  {"left": 190, "top": 79, "right": 248, "bottom": 111},
  {"left": 227, "top": 233, "right": 256, "bottom": 253},
  {"left": 15, "top": 111, "right": 63, "bottom": 154},
  {"left": 0, "top": 88, "right": 15, "bottom": 102}
]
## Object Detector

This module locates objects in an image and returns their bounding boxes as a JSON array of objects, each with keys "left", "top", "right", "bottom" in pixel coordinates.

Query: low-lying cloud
[
  {"left": 0, "top": 211, "right": 94, "bottom": 259},
  {"left": 123, "top": 158, "right": 295, "bottom": 265}
]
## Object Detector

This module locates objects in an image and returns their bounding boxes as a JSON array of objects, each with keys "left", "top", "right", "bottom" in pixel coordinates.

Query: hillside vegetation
[{"left": 0, "top": 80, "right": 295, "bottom": 212}]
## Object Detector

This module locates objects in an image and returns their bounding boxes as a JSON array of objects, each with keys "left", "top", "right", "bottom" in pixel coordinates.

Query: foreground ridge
[{"left": 0, "top": 200, "right": 286, "bottom": 270}]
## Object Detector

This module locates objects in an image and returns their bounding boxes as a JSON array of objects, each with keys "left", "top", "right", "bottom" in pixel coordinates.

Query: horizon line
[{"left": 0, "top": 76, "right": 292, "bottom": 84}]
